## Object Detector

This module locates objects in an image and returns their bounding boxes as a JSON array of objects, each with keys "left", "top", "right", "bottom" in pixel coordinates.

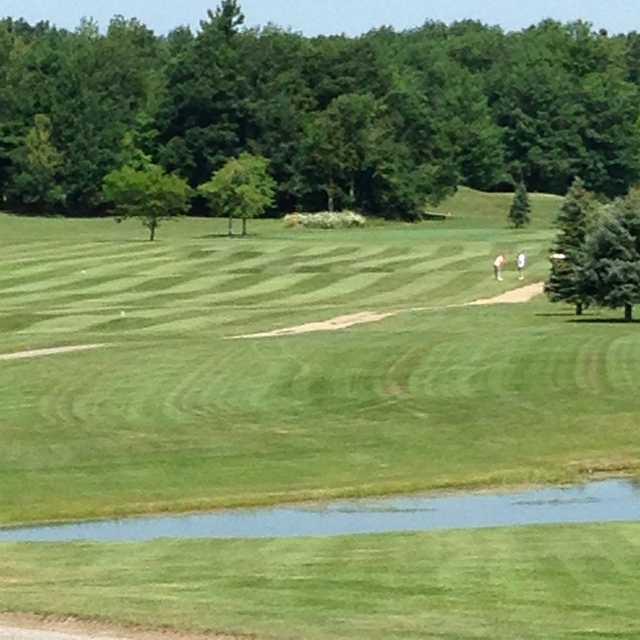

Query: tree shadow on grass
[
  {"left": 535, "top": 312, "right": 580, "bottom": 318},
  {"left": 196, "top": 234, "right": 251, "bottom": 240},
  {"left": 569, "top": 317, "right": 640, "bottom": 324},
  {"left": 78, "top": 238, "right": 156, "bottom": 244}
]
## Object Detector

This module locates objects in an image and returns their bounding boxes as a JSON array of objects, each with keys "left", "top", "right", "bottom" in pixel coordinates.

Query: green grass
[
  {"left": 1, "top": 189, "right": 638, "bottom": 526},
  {"left": 2, "top": 188, "right": 640, "bottom": 639},
  {"left": 2, "top": 523, "right": 640, "bottom": 639},
  {"left": 441, "top": 186, "right": 563, "bottom": 230}
]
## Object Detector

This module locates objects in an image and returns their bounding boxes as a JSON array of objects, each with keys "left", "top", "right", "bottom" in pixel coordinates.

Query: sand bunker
[
  {"left": 232, "top": 282, "right": 545, "bottom": 340},
  {"left": 0, "top": 344, "right": 106, "bottom": 361}
]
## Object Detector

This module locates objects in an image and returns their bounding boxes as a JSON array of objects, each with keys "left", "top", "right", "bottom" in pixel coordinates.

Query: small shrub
[{"left": 283, "top": 211, "right": 366, "bottom": 229}]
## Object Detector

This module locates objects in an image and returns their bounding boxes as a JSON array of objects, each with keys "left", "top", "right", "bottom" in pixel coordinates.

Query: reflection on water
[
  {"left": 1, "top": 479, "right": 639, "bottom": 544},
  {"left": 511, "top": 497, "right": 600, "bottom": 506}
]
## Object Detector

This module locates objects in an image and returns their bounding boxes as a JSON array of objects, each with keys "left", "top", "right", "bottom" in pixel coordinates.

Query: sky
[{"left": 2, "top": 0, "right": 640, "bottom": 36}]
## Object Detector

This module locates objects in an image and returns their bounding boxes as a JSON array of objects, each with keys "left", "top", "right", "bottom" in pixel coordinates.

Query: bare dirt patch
[
  {"left": 230, "top": 282, "right": 545, "bottom": 339},
  {"left": 0, "top": 345, "right": 106, "bottom": 362},
  {"left": 0, "top": 614, "right": 246, "bottom": 640}
]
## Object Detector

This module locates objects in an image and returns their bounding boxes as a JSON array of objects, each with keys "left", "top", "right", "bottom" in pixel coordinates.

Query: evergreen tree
[
  {"left": 508, "top": 181, "right": 531, "bottom": 228},
  {"left": 545, "top": 177, "right": 593, "bottom": 315},
  {"left": 212, "top": 0, "right": 244, "bottom": 39},
  {"left": 577, "top": 190, "right": 640, "bottom": 322}
]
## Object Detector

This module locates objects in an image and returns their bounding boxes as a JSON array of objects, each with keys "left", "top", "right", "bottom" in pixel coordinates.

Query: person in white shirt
[
  {"left": 493, "top": 254, "right": 506, "bottom": 281},
  {"left": 516, "top": 252, "right": 527, "bottom": 280}
]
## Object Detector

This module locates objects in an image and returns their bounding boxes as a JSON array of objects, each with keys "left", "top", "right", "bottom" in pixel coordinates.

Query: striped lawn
[{"left": 2, "top": 523, "right": 640, "bottom": 639}]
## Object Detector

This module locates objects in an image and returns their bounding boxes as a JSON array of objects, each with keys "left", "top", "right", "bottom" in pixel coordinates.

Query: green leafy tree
[
  {"left": 240, "top": 27, "right": 312, "bottom": 211},
  {"left": 50, "top": 17, "right": 161, "bottom": 212},
  {"left": 577, "top": 190, "right": 640, "bottom": 321},
  {"left": 102, "top": 164, "right": 192, "bottom": 240},
  {"left": 360, "top": 122, "right": 436, "bottom": 219},
  {"left": 545, "top": 177, "right": 594, "bottom": 314},
  {"left": 157, "top": 1, "right": 250, "bottom": 186},
  {"left": 198, "top": 153, "right": 276, "bottom": 236},
  {"left": 9, "top": 114, "right": 65, "bottom": 209},
  {"left": 508, "top": 181, "right": 531, "bottom": 228},
  {"left": 300, "top": 94, "right": 378, "bottom": 212}
]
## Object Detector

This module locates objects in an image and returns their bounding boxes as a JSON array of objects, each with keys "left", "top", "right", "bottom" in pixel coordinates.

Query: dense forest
[{"left": 2, "top": 0, "right": 640, "bottom": 218}]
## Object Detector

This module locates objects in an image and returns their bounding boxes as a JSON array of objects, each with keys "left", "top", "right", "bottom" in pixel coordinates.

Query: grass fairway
[
  {"left": 2, "top": 189, "right": 640, "bottom": 526},
  {"left": 3, "top": 189, "right": 640, "bottom": 639},
  {"left": 2, "top": 523, "right": 640, "bottom": 639}
]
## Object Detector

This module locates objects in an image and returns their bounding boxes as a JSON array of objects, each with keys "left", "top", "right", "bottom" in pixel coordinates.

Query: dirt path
[
  {"left": 0, "top": 615, "right": 241, "bottom": 640},
  {"left": 231, "top": 282, "right": 545, "bottom": 339},
  {"left": 0, "top": 344, "right": 106, "bottom": 362},
  {"left": 465, "top": 282, "right": 545, "bottom": 306}
]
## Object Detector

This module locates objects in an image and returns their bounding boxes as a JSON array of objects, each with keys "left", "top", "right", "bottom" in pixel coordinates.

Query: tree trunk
[
  {"left": 576, "top": 302, "right": 583, "bottom": 316},
  {"left": 625, "top": 304, "right": 633, "bottom": 322},
  {"left": 149, "top": 220, "right": 157, "bottom": 242},
  {"left": 242, "top": 217, "right": 247, "bottom": 237},
  {"left": 327, "top": 190, "right": 334, "bottom": 213},
  {"left": 228, "top": 214, "right": 233, "bottom": 237}
]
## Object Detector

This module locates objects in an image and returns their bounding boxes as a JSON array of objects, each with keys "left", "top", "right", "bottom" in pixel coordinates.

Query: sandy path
[
  {"left": 0, "top": 615, "right": 240, "bottom": 640},
  {"left": 0, "top": 345, "right": 106, "bottom": 362},
  {"left": 231, "top": 282, "right": 545, "bottom": 339},
  {"left": 465, "top": 282, "right": 545, "bottom": 306},
  {"left": 0, "top": 626, "right": 123, "bottom": 640},
  {"left": 229, "top": 311, "right": 397, "bottom": 339}
]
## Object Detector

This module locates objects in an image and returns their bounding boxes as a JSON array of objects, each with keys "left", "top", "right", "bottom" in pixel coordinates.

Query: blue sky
[{"left": 3, "top": 0, "right": 640, "bottom": 36}]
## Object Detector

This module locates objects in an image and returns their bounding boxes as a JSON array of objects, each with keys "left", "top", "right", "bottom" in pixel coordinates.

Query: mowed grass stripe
[
  {"left": 216, "top": 244, "right": 364, "bottom": 274},
  {"left": 0, "top": 251, "right": 177, "bottom": 295},
  {"left": 0, "top": 251, "right": 172, "bottom": 293},
  {"left": 0, "top": 240, "right": 172, "bottom": 275},
  {"left": 606, "top": 336, "right": 640, "bottom": 391},
  {"left": 2, "top": 524, "right": 640, "bottom": 639},
  {"left": 284, "top": 245, "right": 422, "bottom": 273},
  {"left": 17, "top": 269, "right": 263, "bottom": 311}
]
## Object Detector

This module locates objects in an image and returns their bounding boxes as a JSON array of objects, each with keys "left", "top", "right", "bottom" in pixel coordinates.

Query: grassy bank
[{"left": 2, "top": 523, "right": 640, "bottom": 639}]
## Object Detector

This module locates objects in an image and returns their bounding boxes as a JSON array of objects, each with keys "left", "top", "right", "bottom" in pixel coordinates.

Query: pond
[{"left": 1, "top": 479, "right": 639, "bottom": 543}]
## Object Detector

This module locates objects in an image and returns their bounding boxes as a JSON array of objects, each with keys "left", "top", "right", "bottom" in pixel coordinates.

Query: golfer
[
  {"left": 493, "top": 254, "right": 506, "bottom": 281},
  {"left": 516, "top": 252, "right": 527, "bottom": 280}
]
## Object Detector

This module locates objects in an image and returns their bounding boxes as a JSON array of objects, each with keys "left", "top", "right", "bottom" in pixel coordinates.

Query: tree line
[{"left": 3, "top": 1, "right": 640, "bottom": 218}]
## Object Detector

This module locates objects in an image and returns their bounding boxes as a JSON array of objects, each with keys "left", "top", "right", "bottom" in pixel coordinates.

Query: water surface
[{"left": 1, "top": 479, "right": 639, "bottom": 543}]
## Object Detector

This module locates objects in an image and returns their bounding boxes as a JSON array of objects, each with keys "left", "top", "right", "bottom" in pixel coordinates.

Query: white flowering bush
[{"left": 284, "top": 211, "right": 366, "bottom": 229}]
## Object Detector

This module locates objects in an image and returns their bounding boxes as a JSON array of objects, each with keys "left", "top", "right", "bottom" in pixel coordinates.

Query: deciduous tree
[
  {"left": 198, "top": 153, "right": 276, "bottom": 236},
  {"left": 9, "top": 114, "right": 64, "bottom": 210},
  {"left": 102, "top": 164, "right": 192, "bottom": 240}
]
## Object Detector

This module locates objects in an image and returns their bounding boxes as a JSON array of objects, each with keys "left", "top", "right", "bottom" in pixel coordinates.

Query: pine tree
[
  {"left": 508, "top": 181, "right": 531, "bottom": 228},
  {"left": 545, "top": 177, "right": 593, "bottom": 315},
  {"left": 577, "top": 190, "right": 640, "bottom": 322}
]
